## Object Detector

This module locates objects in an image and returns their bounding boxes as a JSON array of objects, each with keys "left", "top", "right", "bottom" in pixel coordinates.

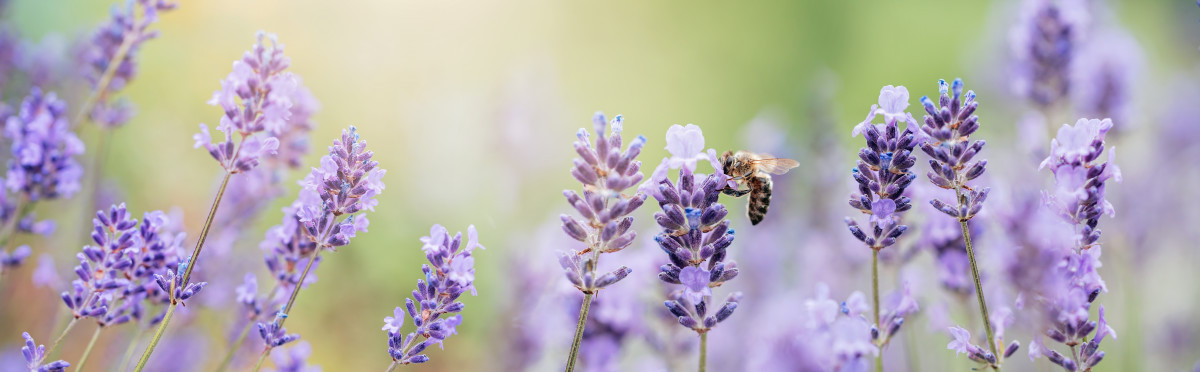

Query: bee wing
[{"left": 750, "top": 158, "right": 800, "bottom": 175}]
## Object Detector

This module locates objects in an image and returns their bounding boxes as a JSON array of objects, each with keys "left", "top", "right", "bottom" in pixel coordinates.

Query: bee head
[{"left": 720, "top": 150, "right": 735, "bottom": 174}]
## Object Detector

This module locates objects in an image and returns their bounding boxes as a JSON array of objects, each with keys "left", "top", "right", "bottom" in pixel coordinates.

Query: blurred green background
[{"left": 2, "top": 0, "right": 1198, "bottom": 371}]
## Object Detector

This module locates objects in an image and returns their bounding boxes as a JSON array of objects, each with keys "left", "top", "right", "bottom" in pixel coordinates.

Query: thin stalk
[
  {"left": 133, "top": 303, "right": 175, "bottom": 371},
  {"left": 0, "top": 199, "right": 32, "bottom": 249},
  {"left": 48, "top": 318, "right": 80, "bottom": 358},
  {"left": 698, "top": 332, "right": 707, "bottom": 372},
  {"left": 72, "top": 36, "right": 134, "bottom": 128},
  {"left": 134, "top": 172, "right": 232, "bottom": 371},
  {"left": 117, "top": 327, "right": 146, "bottom": 372},
  {"left": 960, "top": 218, "right": 999, "bottom": 370},
  {"left": 75, "top": 326, "right": 103, "bottom": 372},
  {"left": 564, "top": 291, "right": 594, "bottom": 372},
  {"left": 872, "top": 249, "right": 882, "bottom": 372},
  {"left": 216, "top": 283, "right": 280, "bottom": 372},
  {"left": 385, "top": 361, "right": 399, "bottom": 372},
  {"left": 251, "top": 353, "right": 268, "bottom": 372},
  {"left": 251, "top": 248, "right": 324, "bottom": 372},
  {"left": 214, "top": 321, "right": 254, "bottom": 372}
]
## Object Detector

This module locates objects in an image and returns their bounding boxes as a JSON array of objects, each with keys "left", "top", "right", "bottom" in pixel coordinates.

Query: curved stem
[
  {"left": 698, "top": 332, "right": 707, "bottom": 372},
  {"left": 564, "top": 291, "right": 594, "bottom": 372},
  {"left": 47, "top": 318, "right": 79, "bottom": 358},
  {"left": 872, "top": 249, "right": 882, "bottom": 372},
  {"left": 117, "top": 327, "right": 145, "bottom": 372},
  {"left": 75, "top": 326, "right": 103, "bottom": 372},
  {"left": 385, "top": 361, "right": 399, "bottom": 372},
  {"left": 961, "top": 218, "right": 999, "bottom": 370},
  {"left": 134, "top": 172, "right": 232, "bottom": 372},
  {"left": 214, "top": 321, "right": 254, "bottom": 372}
]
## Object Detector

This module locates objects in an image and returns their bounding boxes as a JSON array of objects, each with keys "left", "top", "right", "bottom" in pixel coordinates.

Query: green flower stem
[{"left": 134, "top": 172, "right": 233, "bottom": 372}]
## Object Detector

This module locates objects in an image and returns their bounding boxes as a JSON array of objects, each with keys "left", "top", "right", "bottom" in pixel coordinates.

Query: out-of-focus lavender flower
[
  {"left": 194, "top": 32, "right": 298, "bottom": 174},
  {"left": 845, "top": 84, "right": 920, "bottom": 251},
  {"left": 19, "top": 332, "right": 69, "bottom": 372},
  {"left": 4, "top": 87, "right": 85, "bottom": 201},
  {"left": 81, "top": 0, "right": 177, "bottom": 128},
  {"left": 268, "top": 341, "right": 321, "bottom": 372},
  {"left": 384, "top": 225, "right": 482, "bottom": 365},
  {"left": 31, "top": 253, "right": 59, "bottom": 288},
  {"left": 753, "top": 284, "right": 877, "bottom": 371},
  {"left": 648, "top": 124, "right": 742, "bottom": 338},
  {"left": 1070, "top": 29, "right": 1142, "bottom": 132},
  {"left": 1029, "top": 117, "right": 1119, "bottom": 372},
  {"left": 1009, "top": 0, "right": 1089, "bottom": 108},
  {"left": 918, "top": 78, "right": 989, "bottom": 222},
  {"left": 0, "top": 245, "right": 29, "bottom": 272},
  {"left": 559, "top": 112, "right": 646, "bottom": 294}
]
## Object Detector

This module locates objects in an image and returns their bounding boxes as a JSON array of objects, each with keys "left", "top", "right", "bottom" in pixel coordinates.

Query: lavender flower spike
[
  {"left": 5, "top": 87, "right": 85, "bottom": 201},
  {"left": 919, "top": 78, "right": 989, "bottom": 222},
  {"left": 846, "top": 84, "right": 920, "bottom": 372},
  {"left": 1030, "top": 118, "right": 1119, "bottom": 372},
  {"left": 385, "top": 225, "right": 482, "bottom": 366},
  {"left": 82, "top": 0, "right": 177, "bottom": 127},
  {"left": 561, "top": 112, "right": 646, "bottom": 371},
  {"left": 1009, "top": 0, "right": 1087, "bottom": 108},
  {"left": 648, "top": 123, "right": 742, "bottom": 372},
  {"left": 20, "top": 332, "right": 70, "bottom": 372},
  {"left": 249, "top": 127, "right": 383, "bottom": 370},
  {"left": 194, "top": 32, "right": 296, "bottom": 174}
]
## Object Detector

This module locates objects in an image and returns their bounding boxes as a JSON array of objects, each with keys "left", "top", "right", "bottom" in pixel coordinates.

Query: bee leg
[{"left": 721, "top": 187, "right": 751, "bottom": 197}]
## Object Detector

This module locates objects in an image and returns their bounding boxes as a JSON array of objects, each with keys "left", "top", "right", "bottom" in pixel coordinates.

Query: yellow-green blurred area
[{"left": 1, "top": 0, "right": 1198, "bottom": 371}]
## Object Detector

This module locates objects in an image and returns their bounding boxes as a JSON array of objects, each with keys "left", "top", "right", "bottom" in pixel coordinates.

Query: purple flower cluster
[
  {"left": 384, "top": 224, "right": 483, "bottom": 365},
  {"left": 1029, "top": 118, "right": 1120, "bottom": 372},
  {"left": 268, "top": 341, "right": 320, "bottom": 372},
  {"left": 649, "top": 125, "right": 741, "bottom": 335},
  {"left": 948, "top": 315, "right": 1019, "bottom": 366},
  {"left": 60, "top": 204, "right": 201, "bottom": 327},
  {"left": 558, "top": 112, "right": 646, "bottom": 294},
  {"left": 19, "top": 332, "right": 69, "bottom": 372},
  {"left": 1009, "top": 0, "right": 1086, "bottom": 108},
  {"left": 253, "top": 126, "right": 383, "bottom": 348},
  {"left": 194, "top": 32, "right": 298, "bottom": 174},
  {"left": 4, "top": 87, "right": 85, "bottom": 202},
  {"left": 846, "top": 85, "right": 920, "bottom": 251},
  {"left": 82, "top": 0, "right": 177, "bottom": 127},
  {"left": 919, "top": 78, "right": 989, "bottom": 221}
]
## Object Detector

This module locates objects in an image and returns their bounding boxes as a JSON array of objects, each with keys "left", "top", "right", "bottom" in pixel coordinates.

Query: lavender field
[{"left": 0, "top": 0, "right": 1197, "bottom": 371}]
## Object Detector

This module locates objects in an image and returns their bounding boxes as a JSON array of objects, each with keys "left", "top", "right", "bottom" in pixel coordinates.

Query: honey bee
[{"left": 719, "top": 151, "right": 800, "bottom": 225}]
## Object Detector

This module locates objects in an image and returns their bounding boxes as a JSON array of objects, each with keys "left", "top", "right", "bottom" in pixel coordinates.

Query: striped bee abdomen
[{"left": 747, "top": 173, "right": 773, "bottom": 225}]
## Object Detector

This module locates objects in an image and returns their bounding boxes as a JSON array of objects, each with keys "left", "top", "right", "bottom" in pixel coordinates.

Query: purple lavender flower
[
  {"left": 4, "top": 87, "right": 85, "bottom": 201},
  {"left": 268, "top": 341, "right": 321, "bottom": 372},
  {"left": 0, "top": 244, "right": 29, "bottom": 271},
  {"left": 193, "top": 32, "right": 298, "bottom": 174},
  {"left": 1070, "top": 29, "right": 1142, "bottom": 132},
  {"left": 559, "top": 112, "right": 646, "bottom": 294},
  {"left": 643, "top": 124, "right": 730, "bottom": 195},
  {"left": 82, "top": 0, "right": 177, "bottom": 127},
  {"left": 918, "top": 78, "right": 989, "bottom": 221},
  {"left": 19, "top": 332, "right": 69, "bottom": 372},
  {"left": 1009, "top": 0, "right": 1088, "bottom": 108},
  {"left": 254, "top": 126, "right": 383, "bottom": 349},
  {"left": 1029, "top": 117, "right": 1119, "bottom": 372},
  {"left": 59, "top": 204, "right": 200, "bottom": 329},
  {"left": 384, "top": 224, "right": 483, "bottom": 365},
  {"left": 845, "top": 84, "right": 920, "bottom": 250},
  {"left": 648, "top": 124, "right": 742, "bottom": 346}
]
